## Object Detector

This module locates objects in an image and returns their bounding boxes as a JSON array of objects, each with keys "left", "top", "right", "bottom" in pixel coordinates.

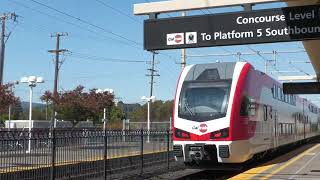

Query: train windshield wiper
[{"left": 185, "top": 100, "right": 194, "bottom": 116}]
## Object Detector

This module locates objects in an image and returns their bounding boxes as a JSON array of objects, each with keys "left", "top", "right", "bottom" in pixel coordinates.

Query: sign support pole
[{"left": 181, "top": 11, "right": 186, "bottom": 70}]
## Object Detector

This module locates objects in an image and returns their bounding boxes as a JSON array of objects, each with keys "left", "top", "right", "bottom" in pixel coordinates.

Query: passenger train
[{"left": 172, "top": 62, "right": 320, "bottom": 165}]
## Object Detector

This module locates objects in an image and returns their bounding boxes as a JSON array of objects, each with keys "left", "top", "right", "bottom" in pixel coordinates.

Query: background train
[{"left": 172, "top": 62, "right": 320, "bottom": 164}]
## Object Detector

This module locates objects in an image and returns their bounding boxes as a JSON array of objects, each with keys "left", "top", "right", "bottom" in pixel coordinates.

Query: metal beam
[
  {"left": 278, "top": 75, "right": 317, "bottom": 81},
  {"left": 134, "top": 0, "right": 301, "bottom": 15},
  {"left": 286, "top": 0, "right": 320, "bottom": 79}
]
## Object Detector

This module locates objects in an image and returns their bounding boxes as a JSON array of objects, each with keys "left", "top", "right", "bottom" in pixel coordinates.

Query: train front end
[{"left": 173, "top": 62, "right": 252, "bottom": 164}]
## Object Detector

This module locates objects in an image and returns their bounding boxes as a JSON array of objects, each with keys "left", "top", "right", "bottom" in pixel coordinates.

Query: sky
[{"left": 0, "top": 0, "right": 317, "bottom": 104}]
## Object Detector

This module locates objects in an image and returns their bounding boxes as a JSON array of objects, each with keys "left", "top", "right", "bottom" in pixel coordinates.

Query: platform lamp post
[
  {"left": 96, "top": 88, "right": 114, "bottom": 131},
  {"left": 141, "top": 95, "right": 155, "bottom": 143},
  {"left": 21, "top": 76, "right": 44, "bottom": 153}
]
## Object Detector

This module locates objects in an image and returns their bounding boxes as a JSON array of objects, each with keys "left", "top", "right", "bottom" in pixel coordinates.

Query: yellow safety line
[
  {"left": 0, "top": 149, "right": 169, "bottom": 174},
  {"left": 228, "top": 162, "right": 276, "bottom": 180},
  {"left": 229, "top": 143, "right": 320, "bottom": 180},
  {"left": 260, "top": 144, "right": 320, "bottom": 180}
]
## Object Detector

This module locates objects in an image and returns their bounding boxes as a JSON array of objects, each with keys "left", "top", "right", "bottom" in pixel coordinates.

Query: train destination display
[{"left": 144, "top": 5, "right": 320, "bottom": 50}]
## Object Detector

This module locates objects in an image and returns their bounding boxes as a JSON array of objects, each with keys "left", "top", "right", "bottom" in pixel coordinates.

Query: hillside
[{"left": 21, "top": 102, "right": 46, "bottom": 110}]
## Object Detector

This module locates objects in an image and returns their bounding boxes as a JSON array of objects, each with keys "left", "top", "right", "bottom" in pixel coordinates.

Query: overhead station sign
[{"left": 144, "top": 5, "right": 320, "bottom": 50}]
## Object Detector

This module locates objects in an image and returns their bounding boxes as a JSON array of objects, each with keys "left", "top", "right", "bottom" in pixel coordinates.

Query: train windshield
[{"left": 178, "top": 80, "right": 231, "bottom": 122}]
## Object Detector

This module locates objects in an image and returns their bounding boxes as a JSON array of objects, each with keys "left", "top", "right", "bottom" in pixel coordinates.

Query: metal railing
[{"left": 0, "top": 129, "right": 173, "bottom": 180}]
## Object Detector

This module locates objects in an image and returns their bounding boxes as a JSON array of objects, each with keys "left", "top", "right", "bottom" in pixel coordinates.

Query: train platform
[{"left": 229, "top": 139, "right": 320, "bottom": 180}]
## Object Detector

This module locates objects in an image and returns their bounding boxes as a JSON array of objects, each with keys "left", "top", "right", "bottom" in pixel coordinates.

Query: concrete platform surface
[{"left": 229, "top": 140, "right": 320, "bottom": 180}]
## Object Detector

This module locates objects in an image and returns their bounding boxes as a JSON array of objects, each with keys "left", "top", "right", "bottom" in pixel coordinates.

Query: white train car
[{"left": 172, "top": 62, "right": 320, "bottom": 164}]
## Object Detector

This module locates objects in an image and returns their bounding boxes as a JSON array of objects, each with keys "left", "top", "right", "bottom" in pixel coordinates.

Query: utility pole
[
  {"left": 0, "top": 13, "right": 18, "bottom": 85},
  {"left": 181, "top": 11, "right": 186, "bottom": 70},
  {"left": 48, "top": 32, "right": 67, "bottom": 180},
  {"left": 48, "top": 32, "right": 68, "bottom": 128},
  {"left": 146, "top": 51, "right": 160, "bottom": 97}
]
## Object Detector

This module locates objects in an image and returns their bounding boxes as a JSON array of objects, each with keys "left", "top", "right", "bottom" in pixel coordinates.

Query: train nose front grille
[
  {"left": 173, "top": 145, "right": 183, "bottom": 157},
  {"left": 219, "top": 145, "right": 230, "bottom": 158}
]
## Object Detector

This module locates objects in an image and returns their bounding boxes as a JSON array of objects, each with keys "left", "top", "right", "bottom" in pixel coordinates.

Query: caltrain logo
[
  {"left": 167, "top": 32, "right": 197, "bottom": 46},
  {"left": 167, "top": 33, "right": 184, "bottom": 45},
  {"left": 199, "top": 123, "right": 208, "bottom": 133}
]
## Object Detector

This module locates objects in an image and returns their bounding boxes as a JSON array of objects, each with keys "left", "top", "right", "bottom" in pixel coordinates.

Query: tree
[
  {"left": 128, "top": 100, "right": 173, "bottom": 122},
  {"left": 0, "top": 83, "right": 21, "bottom": 123},
  {"left": 20, "top": 107, "right": 46, "bottom": 120},
  {"left": 40, "top": 91, "right": 53, "bottom": 120},
  {"left": 41, "top": 85, "right": 117, "bottom": 124},
  {"left": 109, "top": 106, "right": 125, "bottom": 122},
  {"left": 55, "top": 85, "right": 91, "bottom": 122},
  {"left": 84, "top": 88, "right": 114, "bottom": 122}
]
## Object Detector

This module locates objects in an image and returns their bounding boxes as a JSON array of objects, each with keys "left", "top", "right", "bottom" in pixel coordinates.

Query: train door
[
  {"left": 263, "top": 105, "right": 273, "bottom": 149},
  {"left": 273, "top": 110, "right": 278, "bottom": 148},
  {"left": 294, "top": 114, "right": 297, "bottom": 141},
  {"left": 303, "top": 99, "right": 306, "bottom": 139}
]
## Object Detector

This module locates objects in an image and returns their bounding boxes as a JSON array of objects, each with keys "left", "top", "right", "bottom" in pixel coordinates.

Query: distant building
[{"left": 5, "top": 120, "right": 73, "bottom": 129}]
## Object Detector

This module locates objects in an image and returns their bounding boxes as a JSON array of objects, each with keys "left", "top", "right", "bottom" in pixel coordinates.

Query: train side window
[
  {"left": 263, "top": 105, "right": 268, "bottom": 121},
  {"left": 289, "top": 124, "right": 292, "bottom": 134},
  {"left": 281, "top": 89, "right": 285, "bottom": 102},
  {"left": 288, "top": 95, "right": 291, "bottom": 104},
  {"left": 277, "top": 87, "right": 281, "bottom": 101},
  {"left": 285, "top": 95, "right": 288, "bottom": 103},
  {"left": 240, "top": 96, "right": 249, "bottom": 116},
  {"left": 279, "top": 88, "right": 282, "bottom": 101},
  {"left": 285, "top": 124, "right": 288, "bottom": 135},
  {"left": 272, "top": 85, "right": 276, "bottom": 99},
  {"left": 279, "top": 88, "right": 284, "bottom": 102}
]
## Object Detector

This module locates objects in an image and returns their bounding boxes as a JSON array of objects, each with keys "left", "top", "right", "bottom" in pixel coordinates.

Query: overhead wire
[
  {"left": 27, "top": 0, "right": 181, "bottom": 65},
  {"left": 11, "top": 0, "right": 173, "bottom": 87},
  {"left": 248, "top": 46, "right": 308, "bottom": 75},
  {"left": 9, "top": 0, "right": 141, "bottom": 49},
  {"left": 246, "top": 45, "right": 313, "bottom": 79},
  {"left": 4, "top": 20, "right": 19, "bottom": 44},
  {"left": 27, "top": 0, "right": 142, "bottom": 46},
  {"left": 65, "top": 51, "right": 147, "bottom": 63},
  {"left": 94, "top": 0, "right": 141, "bottom": 24},
  {"left": 246, "top": 45, "right": 282, "bottom": 76},
  {"left": 94, "top": 0, "right": 180, "bottom": 65},
  {"left": 276, "top": 53, "right": 311, "bottom": 76},
  {"left": 11, "top": 0, "right": 181, "bottom": 91},
  {"left": 93, "top": 0, "right": 181, "bottom": 66}
]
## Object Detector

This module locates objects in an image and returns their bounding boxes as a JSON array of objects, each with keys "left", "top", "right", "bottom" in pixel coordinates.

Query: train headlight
[
  {"left": 175, "top": 128, "right": 190, "bottom": 139},
  {"left": 210, "top": 128, "right": 229, "bottom": 139}
]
